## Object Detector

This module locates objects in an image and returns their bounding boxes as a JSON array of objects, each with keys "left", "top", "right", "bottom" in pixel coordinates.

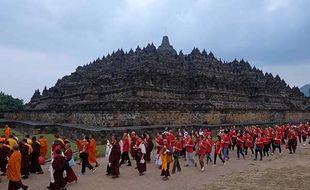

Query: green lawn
[{"left": 0, "top": 128, "right": 106, "bottom": 160}]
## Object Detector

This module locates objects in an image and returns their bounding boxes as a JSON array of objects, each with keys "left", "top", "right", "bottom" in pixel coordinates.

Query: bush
[{"left": 0, "top": 92, "right": 25, "bottom": 111}]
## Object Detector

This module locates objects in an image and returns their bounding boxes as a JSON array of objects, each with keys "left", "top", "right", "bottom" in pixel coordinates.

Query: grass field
[{"left": 0, "top": 128, "right": 106, "bottom": 160}]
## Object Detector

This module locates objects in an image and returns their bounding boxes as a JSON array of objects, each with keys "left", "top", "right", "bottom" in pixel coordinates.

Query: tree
[{"left": 0, "top": 92, "right": 25, "bottom": 111}]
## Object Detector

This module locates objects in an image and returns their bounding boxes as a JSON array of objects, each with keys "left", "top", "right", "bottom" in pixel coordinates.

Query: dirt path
[{"left": 1, "top": 143, "right": 310, "bottom": 190}]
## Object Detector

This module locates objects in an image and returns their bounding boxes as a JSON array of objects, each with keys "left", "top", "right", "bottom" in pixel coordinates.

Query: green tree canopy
[{"left": 0, "top": 92, "right": 25, "bottom": 111}]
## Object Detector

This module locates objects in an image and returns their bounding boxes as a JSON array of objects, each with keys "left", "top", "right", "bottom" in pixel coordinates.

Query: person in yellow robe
[
  {"left": 88, "top": 134, "right": 100, "bottom": 167},
  {"left": 7, "top": 135, "right": 17, "bottom": 150},
  {"left": 38, "top": 135, "right": 48, "bottom": 159},
  {"left": 4, "top": 125, "right": 11, "bottom": 139},
  {"left": 7, "top": 144, "right": 28, "bottom": 190}
]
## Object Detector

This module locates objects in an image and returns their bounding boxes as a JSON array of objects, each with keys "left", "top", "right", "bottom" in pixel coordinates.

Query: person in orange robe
[
  {"left": 88, "top": 134, "right": 99, "bottom": 167},
  {"left": 75, "top": 138, "right": 85, "bottom": 165},
  {"left": 38, "top": 135, "right": 48, "bottom": 159},
  {"left": 7, "top": 144, "right": 28, "bottom": 190},
  {"left": 4, "top": 125, "right": 11, "bottom": 139}
]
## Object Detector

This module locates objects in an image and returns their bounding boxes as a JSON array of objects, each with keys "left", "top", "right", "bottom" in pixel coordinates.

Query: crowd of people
[
  {"left": 106, "top": 122, "right": 310, "bottom": 181},
  {"left": 0, "top": 122, "right": 309, "bottom": 189},
  {"left": 0, "top": 125, "right": 99, "bottom": 190}
]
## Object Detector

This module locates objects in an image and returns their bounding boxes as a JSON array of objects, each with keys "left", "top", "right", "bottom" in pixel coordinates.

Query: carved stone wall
[{"left": 3, "top": 110, "right": 310, "bottom": 127}]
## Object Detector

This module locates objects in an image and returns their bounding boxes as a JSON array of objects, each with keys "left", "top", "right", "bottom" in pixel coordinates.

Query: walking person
[
  {"left": 205, "top": 135, "right": 213, "bottom": 165},
  {"left": 48, "top": 149, "right": 67, "bottom": 190},
  {"left": 272, "top": 131, "right": 282, "bottom": 154},
  {"left": 30, "top": 137, "right": 44, "bottom": 174},
  {"left": 64, "top": 143, "right": 77, "bottom": 184},
  {"left": 172, "top": 137, "right": 182, "bottom": 174},
  {"left": 109, "top": 136, "right": 121, "bottom": 178},
  {"left": 120, "top": 133, "right": 131, "bottom": 166},
  {"left": 254, "top": 133, "right": 264, "bottom": 161},
  {"left": 236, "top": 132, "right": 245, "bottom": 159},
  {"left": 213, "top": 136, "right": 225, "bottom": 166},
  {"left": 185, "top": 134, "right": 196, "bottom": 167},
  {"left": 135, "top": 136, "right": 147, "bottom": 176},
  {"left": 221, "top": 131, "right": 230, "bottom": 161},
  {"left": 79, "top": 137, "right": 95, "bottom": 176},
  {"left": 7, "top": 144, "right": 28, "bottom": 190},
  {"left": 198, "top": 135, "right": 207, "bottom": 172},
  {"left": 160, "top": 139, "right": 172, "bottom": 181}
]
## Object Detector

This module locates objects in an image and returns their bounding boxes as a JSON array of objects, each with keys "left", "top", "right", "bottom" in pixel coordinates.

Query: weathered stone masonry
[{"left": 4, "top": 36, "right": 310, "bottom": 127}]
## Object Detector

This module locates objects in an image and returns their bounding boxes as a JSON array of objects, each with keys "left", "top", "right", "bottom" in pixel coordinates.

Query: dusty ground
[{"left": 1, "top": 143, "right": 310, "bottom": 190}]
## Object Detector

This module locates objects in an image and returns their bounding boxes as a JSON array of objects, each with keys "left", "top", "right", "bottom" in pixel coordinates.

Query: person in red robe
[
  {"left": 48, "top": 149, "right": 66, "bottom": 190},
  {"left": 120, "top": 133, "right": 131, "bottom": 166},
  {"left": 19, "top": 139, "right": 30, "bottom": 179},
  {"left": 108, "top": 136, "right": 121, "bottom": 178},
  {"left": 64, "top": 143, "right": 77, "bottom": 184}
]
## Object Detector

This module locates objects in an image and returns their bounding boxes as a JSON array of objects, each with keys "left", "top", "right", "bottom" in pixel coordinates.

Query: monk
[
  {"left": 135, "top": 136, "right": 147, "bottom": 176},
  {"left": 19, "top": 139, "right": 30, "bottom": 179},
  {"left": 4, "top": 125, "right": 11, "bottom": 139},
  {"left": 75, "top": 138, "right": 85, "bottom": 165},
  {"left": 0, "top": 140, "right": 11, "bottom": 174},
  {"left": 109, "top": 136, "right": 121, "bottom": 178},
  {"left": 160, "top": 139, "right": 172, "bottom": 181},
  {"left": 7, "top": 144, "right": 28, "bottom": 190},
  {"left": 48, "top": 149, "right": 66, "bottom": 190},
  {"left": 39, "top": 135, "right": 48, "bottom": 159},
  {"left": 64, "top": 143, "right": 77, "bottom": 184},
  {"left": 88, "top": 134, "right": 99, "bottom": 167},
  {"left": 144, "top": 133, "right": 153, "bottom": 163},
  {"left": 30, "top": 137, "right": 44, "bottom": 174},
  {"left": 7, "top": 135, "right": 17, "bottom": 150}
]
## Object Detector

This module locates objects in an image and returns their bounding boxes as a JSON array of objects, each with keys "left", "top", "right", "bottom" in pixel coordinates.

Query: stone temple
[{"left": 6, "top": 36, "right": 310, "bottom": 127}]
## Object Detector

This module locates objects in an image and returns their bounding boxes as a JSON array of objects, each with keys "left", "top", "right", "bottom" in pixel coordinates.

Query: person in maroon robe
[
  {"left": 64, "top": 143, "right": 77, "bottom": 184},
  {"left": 130, "top": 132, "right": 137, "bottom": 159},
  {"left": 19, "top": 139, "right": 30, "bottom": 179},
  {"left": 135, "top": 136, "right": 147, "bottom": 175},
  {"left": 0, "top": 139, "right": 11, "bottom": 175},
  {"left": 30, "top": 137, "right": 43, "bottom": 174},
  {"left": 144, "top": 133, "right": 153, "bottom": 163},
  {"left": 48, "top": 149, "right": 67, "bottom": 190},
  {"left": 108, "top": 136, "right": 121, "bottom": 179}
]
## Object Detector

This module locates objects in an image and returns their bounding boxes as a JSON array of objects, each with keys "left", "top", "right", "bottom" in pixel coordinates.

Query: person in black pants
[
  {"left": 254, "top": 134, "right": 263, "bottom": 161},
  {"left": 236, "top": 133, "right": 245, "bottom": 159},
  {"left": 119, "top": 133, "right": 131, "bottom": 166},
  {"left": 80, "top": 137, "right": 95, "bottom": 175}
]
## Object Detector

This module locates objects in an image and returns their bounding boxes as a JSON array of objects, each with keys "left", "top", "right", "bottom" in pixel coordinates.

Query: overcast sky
[{"left": 0, "top": 0, "right": 309, "bottom": 102}]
